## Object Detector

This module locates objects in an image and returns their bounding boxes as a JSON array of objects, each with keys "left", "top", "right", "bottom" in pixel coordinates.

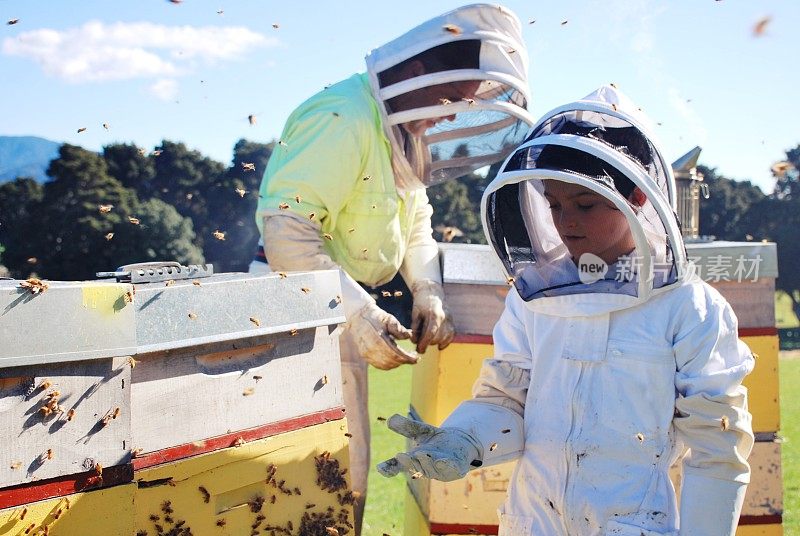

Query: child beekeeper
[{"left": 377, "top": 85, "right": 754, "bottom": 536}]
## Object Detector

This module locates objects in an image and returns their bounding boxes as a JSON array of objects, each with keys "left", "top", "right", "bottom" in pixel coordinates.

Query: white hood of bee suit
[
  {"left": 365, "top": 4, "right": 535, "bottom": 191},
  {"left": 481, "top": 85, "right": 690, "bottom": 318}
]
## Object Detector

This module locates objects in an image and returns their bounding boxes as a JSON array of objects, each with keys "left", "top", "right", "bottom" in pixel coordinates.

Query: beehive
[{"left": 0, "top": 269, "right": 354, "bottom": 535}]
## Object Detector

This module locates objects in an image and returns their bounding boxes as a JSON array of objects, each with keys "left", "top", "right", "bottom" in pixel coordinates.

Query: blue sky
[{"left": 1, "top": 0, "right": 797, "bottom": 193}]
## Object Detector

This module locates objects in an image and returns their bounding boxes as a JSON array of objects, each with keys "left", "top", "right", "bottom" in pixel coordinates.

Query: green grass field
[
  {"left": 363, "top": 365, "right": 413, "bottom": 536},
  {"left": 780, "top": 355, "right": 799, "bottom": 534},
  {"left": 362, "top": 353, "right": 798, "bottom": 535}
]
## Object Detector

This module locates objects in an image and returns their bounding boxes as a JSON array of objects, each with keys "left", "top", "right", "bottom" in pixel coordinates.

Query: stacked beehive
[
  {"left": 0, "top": 268, "right": 354, "bottom": 535},
  {"left": 406, "top": 242, "right": 782, "bottom": 536}
]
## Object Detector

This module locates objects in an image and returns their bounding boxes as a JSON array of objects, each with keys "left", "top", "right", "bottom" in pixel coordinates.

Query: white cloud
[
  {"left": 149, "top": 78, "right": 179, "bottom": 101},
  {"left": 2, "top": 20, "right": 275, "bottom": 83}
]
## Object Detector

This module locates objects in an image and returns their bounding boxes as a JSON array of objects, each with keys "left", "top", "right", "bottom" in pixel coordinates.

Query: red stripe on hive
[
  {"left": 132, "top": 406, "right": 346, "bottom": 470},
  {"left": 0, "top": 464, "right": 132, "bottom": 510}
]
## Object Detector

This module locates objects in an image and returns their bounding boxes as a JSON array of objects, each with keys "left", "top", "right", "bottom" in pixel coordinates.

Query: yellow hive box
[{"left": 134, "top": 418, "right": 354, "bottom": 536}]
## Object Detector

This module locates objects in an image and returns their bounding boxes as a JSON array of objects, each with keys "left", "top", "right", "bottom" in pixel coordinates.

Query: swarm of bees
[
  {"left": 19, "top": 278, "right": 49, "bottom": 295},
  {"left": 314, "top": 451, "right": 348, "bottom": 493}
]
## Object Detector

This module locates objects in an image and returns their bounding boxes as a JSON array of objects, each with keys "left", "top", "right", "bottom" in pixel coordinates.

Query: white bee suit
[{"left": 436, "top": 86, "right": 754, "bottom": 535}]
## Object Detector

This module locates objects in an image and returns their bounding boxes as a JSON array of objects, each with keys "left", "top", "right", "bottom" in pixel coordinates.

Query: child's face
[{"left": 543, "top": 180, "right": 636, "bottom": 265}]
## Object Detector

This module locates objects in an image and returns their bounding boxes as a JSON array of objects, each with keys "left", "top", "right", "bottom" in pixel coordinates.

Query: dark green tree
[
  {"left": 31, "top": 144, "right": 202, "bottom": 280},
  {"left": 0, "top": 177, "right": 44, "bottom": 275},
  {"left": 698, "top": 165, "right": 764, "bottom": 240},
  {"left": 772, "top": 144, "right": 800, "bottom": 200},
  {"left": 102, "top": 143, "right": 156, "bottom": 192},
  {"left": 201, "top": 139, "right": 274, "bottom": 271}
]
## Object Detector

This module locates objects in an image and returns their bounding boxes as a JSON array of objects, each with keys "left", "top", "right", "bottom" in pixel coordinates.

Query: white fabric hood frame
[
  {"left": 481, "top": 86, "right": 690, "bottom": 317},
  {"left": 365, "top": 3, "right": 534, "bottom": 191}
]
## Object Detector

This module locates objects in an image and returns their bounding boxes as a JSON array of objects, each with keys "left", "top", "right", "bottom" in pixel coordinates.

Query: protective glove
[
  {"left": 410, "top": 279, "right": 455, "bottom": 353},
  {"left": 376, "top": 414, "right": 482, "bottom": 481},
  {"left": 347, "top": 302, "right": 418, "bottom": 370}
]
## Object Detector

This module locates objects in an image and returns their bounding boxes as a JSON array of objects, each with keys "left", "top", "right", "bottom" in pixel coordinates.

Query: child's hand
[{"left": 376, "top": 414, "right": 482, "bottom": 482}]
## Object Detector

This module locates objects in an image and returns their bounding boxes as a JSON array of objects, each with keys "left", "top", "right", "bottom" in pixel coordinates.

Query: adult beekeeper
[
  {"left": 250, "top": 4, "right": 533, "bottom": 532},
  {"left": 378, "top": 85, "right": 754, "bottom": 535}
]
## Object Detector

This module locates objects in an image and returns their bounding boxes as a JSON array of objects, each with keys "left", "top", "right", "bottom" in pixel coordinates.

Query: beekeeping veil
[
  {"left": 366, "top": 4, "right": 534, "bottom": 191},
  {"left": 482, "top": 85, "right": 688, "bottom": 316}
]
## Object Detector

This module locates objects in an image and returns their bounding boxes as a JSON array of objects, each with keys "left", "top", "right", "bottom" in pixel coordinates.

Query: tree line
[{"left": 0, "top": 140, "right": 797, "bottom": 317}]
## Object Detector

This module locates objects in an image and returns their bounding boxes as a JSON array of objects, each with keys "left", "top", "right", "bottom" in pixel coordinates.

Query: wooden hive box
[
  {"left": 406, "top": 242, "right": 783, "bottom": 536},
  {"left": 0, "top": 268, "right": 353, "bottom": 535}
]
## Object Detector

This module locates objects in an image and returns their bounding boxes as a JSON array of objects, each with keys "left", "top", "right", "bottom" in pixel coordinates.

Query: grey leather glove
[
  {"left": 376, "top": 414, "right": 482, "bottom": 482},
  {"left": 410, "top": 279, "right": 455, "bottom": 353},
  {"left": 347, "top": 302, "right": 418, "bottom": 370}
]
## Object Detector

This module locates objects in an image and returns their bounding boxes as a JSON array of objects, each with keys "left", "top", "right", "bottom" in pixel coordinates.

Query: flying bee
[
  {"left": 77, "top": 127, "right": 87, "bottom": 133},
  {"left": 278, "top": 272, "right": 287, "bottom": 278},
  {"left": 362, "top": 175, "right": 372, "bottom": 181},
  {"left": 272, "top": 23, "right": 280, "bottom": 29},
  {"left": 348, "top": 227, "right": 355, "bottom": 233},
  {"left": 243, "top": 387, "right": 255, "bottom": 396},
  {"left": 192, "top": 280, "right": 201, "bottom": 286},
  {"left": 234, "top": 437, "right": 246, "bottom": 447},
  {"left": 290, "top": 329, "right": 298, "bottom": 336},
  {"left": 279, "top": 202, "right": 290, "bottom": 210},
  {"left": 128, "top": 216, "right": 140, "bottom": 225},
  {"left": 442, "top": 23, "right": 462, "bottom": 34},
  {"left": 308, "top": 212, "right": 316, "bottom": 220},
  {"left": 636, "top": 433, "right": 645, "bottom": 443},
  {"left": 561, "top": 19, "right": 569, "bottom": 25},
  {"left": 381, "top": 291, "right": 391, "bottom": 297},
  {"left": 248, "top": 114, "right": 257, "bottom": 125},
  {"left": 235, "top": 187, "right": 246, "bottom": 197},
  {"left": 131, "top": 447, "right": 144, "bottom": 457},
  {"left": 7, "top": 18, "right": 19, "bottom": 25},
  {"left": 250, "top": 317, "right": 261, "bottom": 327},
  {"left": 300, "top": 287, "right": 311, "bottom": 294},
  {"left": 393, "top": 291, "right": 403, "bottom": 297},
  {"left": 105, "top": 232, "right": 114, "bottom": 241},
  {"left": 462, "top": 97, "right": 476, "bottom": 105},
  {"left": 10, "top": 461, "right": 22, "bottom": 469},
  {"left": 411, "top": 471, "right": 423, "bottom": 480},
  {"left": 127, "top": 356, "right": 138, "bottom": 369},
  {"left": 439, "top": 98, "right": 452, "bottom": 105},
  {"left": 98, "top": 204, "right": 113, "bottom": 213},
  {"left": 278, "top": 140, "right": 288, "bottom": 147},
  {"left": 334, "top": 295, "right": 342, "bottom": 304},
  {"left": 213, "top": 230, "right": 226, "bottom": 240},
  {"left": 506, "top": 276, "right": 516, "bottom": 285},
  {"left": 102, "top": 123, "right": 110, "bottom": 130},
  {"left": 323, "top": 233, "right": 333, "bottom": 240},
  {"left": 489, "top": 442, "right": 498, "bottom": 451},
  {"left": 112, "top": 407, "right": 120, "bottom": 419},
  {"left": 164, "top": 280, "right": 175, "bottom": 287},
  {"left": 242, "top": 162, "right": 256, "bottom": 172},
  {"left": 151, "top": 150, "right": 163, "bottom": 156},
  {"left": 721, "top": 415, "right": 730, "bottom": 431},
  {"left": 188, "top": 312, "right": 197, "bottom": 320}
]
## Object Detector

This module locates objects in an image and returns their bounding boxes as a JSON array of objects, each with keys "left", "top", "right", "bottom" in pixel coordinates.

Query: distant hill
[{"left": 0, "top": 136, "right": 61, "bottom": 183}]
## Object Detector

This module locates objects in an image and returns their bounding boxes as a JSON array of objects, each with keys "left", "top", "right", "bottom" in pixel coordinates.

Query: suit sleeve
[
  {"left": 442, "top": 290, "right": 531, "bottom": 466},
  {"left": 672, "top": 284, "right": 755, "bottom": 536}
]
